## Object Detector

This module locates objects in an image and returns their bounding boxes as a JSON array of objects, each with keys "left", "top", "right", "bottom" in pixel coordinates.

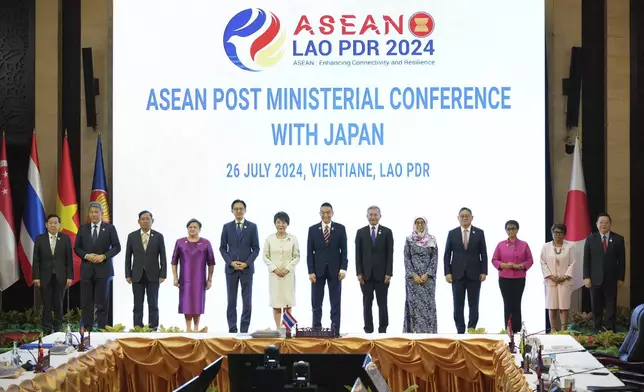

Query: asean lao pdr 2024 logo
[{"left": 223, "top": 8, "right": 286, "bottom": 72}]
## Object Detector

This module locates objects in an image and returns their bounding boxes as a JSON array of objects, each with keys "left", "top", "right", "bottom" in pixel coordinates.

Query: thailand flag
[
  {"left": 18, "top": 134, "right": 46, "bottom": 286},
  {"left": 282, "top": 308, "right": 297, "bottom": 329}
]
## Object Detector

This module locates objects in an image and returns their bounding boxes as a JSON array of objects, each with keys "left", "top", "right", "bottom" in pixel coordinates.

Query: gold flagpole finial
[{"left": 64, "top": 129, "right": 68, "bottom": 137}]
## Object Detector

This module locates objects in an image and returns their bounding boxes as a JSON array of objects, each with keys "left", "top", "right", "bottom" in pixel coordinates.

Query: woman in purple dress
[{"left": 171, "top": 218, "right": 215, "bottom": 332}]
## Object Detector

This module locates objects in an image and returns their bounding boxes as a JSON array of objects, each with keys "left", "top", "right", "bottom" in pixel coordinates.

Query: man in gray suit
[
  {"left": 583, "top": 213, "right": 625, "bottom": 332},
  {"left": 444, "top": 207, "right": 488, "bottom": 334},
  {"left": 125, "top": 210, "right": 167, "bottom": 330}
]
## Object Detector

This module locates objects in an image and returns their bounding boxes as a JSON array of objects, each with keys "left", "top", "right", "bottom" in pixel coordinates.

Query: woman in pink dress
[
  {"left": 171, "top": 218, "right": 215, "bottom": 332},
  {"left": 491, "top": 220, "right": 533, "bottom": 333},
  {"left": 540, "top": 223, "right": 575, "bottom": 331}
]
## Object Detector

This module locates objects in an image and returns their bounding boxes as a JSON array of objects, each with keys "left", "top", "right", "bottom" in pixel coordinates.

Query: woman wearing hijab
[{"left": 403, "top": 216, "right": 438, "bottom": 333}]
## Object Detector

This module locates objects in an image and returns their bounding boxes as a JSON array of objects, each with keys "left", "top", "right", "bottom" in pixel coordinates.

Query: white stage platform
[{"left": 0, "top": 332, "right": 624, "bottom": 391}]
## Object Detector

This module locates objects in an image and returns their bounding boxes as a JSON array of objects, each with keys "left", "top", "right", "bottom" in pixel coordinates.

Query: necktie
[
  {"left": 50, "top": 236, "right": 56, "bottom": 255},
  {"left": 463, "top": 230, "right": 469, "bottom": 250},
  {"left": 371, "top": 227, "right": 376, "bottom": 245},
  {"left": 92, "top": 225, "right": 98, "bottom": 241},
  {"left": 142, "top": 232, "right": 149, "bottom": 251},
  {"left": 236, "top": 222, "right": 242, "bottom": 237},
  {"left": 602, "top": 235, "right": 607, "bottom": 252},
  {"left": 323, "top": 225, "right": 330, "bottom": 245}
]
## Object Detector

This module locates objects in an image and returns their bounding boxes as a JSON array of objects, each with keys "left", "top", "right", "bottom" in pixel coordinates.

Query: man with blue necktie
[
  {"left": 355, "top": 206, "right": 394, "bottom": 333},
  {"left": 307, "top": 202, "right": 348, "bottom": 333},
  {"left": 219, "top": 199, "right": 260, "bottom": 333}
]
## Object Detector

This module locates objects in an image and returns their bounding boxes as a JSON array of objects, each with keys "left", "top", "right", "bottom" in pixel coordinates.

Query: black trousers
[
  {"left": 590, "top": 280, "right": 618, "bottom": 332},
  {"left": 41, "top": 276, "right": 65, "bottom": 333},
  {"left": 226, "top": 272, "right": 253, "bottom": 333},
  {"left": 132, "top": 271, "right": 160, "bottom": 329},
  {"left": 80, "top": 273, "right": 110, "bottom": 331},
  {"left": 499, "top": 277, "right": 525, "bottom": 333},
  {"left": 311, "top": 265, "right": 342, "bottom": 331},
  {"left": 452, "top": 276, "right": 481, "bottom": 333},
  {"left": 361, "top": 278, "right": 389, "bottom": 333}
]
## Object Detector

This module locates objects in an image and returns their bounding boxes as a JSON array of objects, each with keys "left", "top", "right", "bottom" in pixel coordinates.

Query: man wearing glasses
[
  {"left": 219, "top": 199, "right": 260, "bottom": 333},
  {"left": 306, "top": 202, "right": 348, "bottom": 333},
  {"left": 444, "top": 207, "right": 488, "bottom": 334}
]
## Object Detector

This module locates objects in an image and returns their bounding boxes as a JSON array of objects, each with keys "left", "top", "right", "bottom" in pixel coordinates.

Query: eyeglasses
[
  {"left": 506, "top": 227, "right": 518, "bottom": 231},
  {"left": 553, "top": 231, "right": 565, "bottom": 235}
]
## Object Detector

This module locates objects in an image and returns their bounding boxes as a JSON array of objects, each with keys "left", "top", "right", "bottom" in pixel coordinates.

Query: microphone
[
  {"left": 526, "top": 322, "right": 575, "bottom": 338},
  {"left": 542, "top": 349, "right": 586, "bottom": 356}
]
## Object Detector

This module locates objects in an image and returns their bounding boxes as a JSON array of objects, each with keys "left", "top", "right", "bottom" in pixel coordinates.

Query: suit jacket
[
  {"left": 583, "top": 231, "right": 625, "bottom": 286},
  {"left": 125, "top": 229, "right": 167, "bottom": 282},
  {"left": 444, "top": 226, "right": 488, "bottom": 280},
  {"left": 219, "top": 220, "right": 260, "bottom": 274},
  {"left": 32, "top": 232, "right": 73, "bottom": 285},
  {"left": 74, "top": 222, "right": 122, "bottom": 280},
  {"left": 355, "top": 225, "right": 394, "bottom": 282},
  {"left": 306, "top": 222, "right": 348, "bottom": 278}
]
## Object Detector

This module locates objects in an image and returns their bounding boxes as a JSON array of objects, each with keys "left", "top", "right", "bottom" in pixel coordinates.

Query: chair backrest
[{"left": 619, "top": 304, "right": 644, "bottom": 362}]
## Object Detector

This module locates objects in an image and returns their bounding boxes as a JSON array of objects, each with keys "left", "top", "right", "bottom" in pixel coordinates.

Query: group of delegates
[{"left": 30, "top": 199, "right": 624, "bottom": 336}]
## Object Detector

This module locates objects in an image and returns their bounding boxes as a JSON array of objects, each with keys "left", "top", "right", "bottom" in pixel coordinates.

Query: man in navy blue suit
[
  {"left": 219, "top": 199, "right": 260, "bottom": 333},
  {"left": 307, "top": 202, "right": 348, "bottom": 332}
]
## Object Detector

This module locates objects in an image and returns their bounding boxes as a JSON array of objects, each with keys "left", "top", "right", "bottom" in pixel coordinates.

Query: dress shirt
[
  {"left": 491, "top": 239, "right": 533, "bottom": 278},
  {"left": 85, "top": 221, "right": 102, "bottom": 260},
  {"left": 321, "top": 221, "right": 346, "bottom": 276}
]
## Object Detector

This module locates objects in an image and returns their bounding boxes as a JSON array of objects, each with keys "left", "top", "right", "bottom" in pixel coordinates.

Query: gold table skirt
[{"left": 1, "top": 337, "right": 530, "bottom": 392}]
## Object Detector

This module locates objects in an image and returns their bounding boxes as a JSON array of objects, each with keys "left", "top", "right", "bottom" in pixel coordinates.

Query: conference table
[{"left": 0, "top": 332, "right": 624, "bottom": 392}]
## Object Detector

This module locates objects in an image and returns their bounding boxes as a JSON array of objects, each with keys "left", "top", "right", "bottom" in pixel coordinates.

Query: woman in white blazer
[{"left": 540, "top": 223, "right": 576, "bottom": 331}]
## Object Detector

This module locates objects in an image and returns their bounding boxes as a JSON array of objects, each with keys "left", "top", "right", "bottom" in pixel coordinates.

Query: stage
[{"left": 0, "top": 332, "right": 623, "bottom": 392}]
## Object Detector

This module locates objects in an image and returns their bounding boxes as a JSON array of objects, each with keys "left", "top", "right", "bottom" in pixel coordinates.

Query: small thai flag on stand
[{"left": 282, "top": 308, "right": 297, "bottom": 330}]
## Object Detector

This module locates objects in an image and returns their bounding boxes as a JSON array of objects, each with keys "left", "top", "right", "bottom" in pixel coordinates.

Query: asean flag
[
  {"left": 563, "top": 137, "right": 591, "bottom": 290},
  {"left": 17, "top": 133, "right": 46, "bottom": 286},
  {"left": 87, "top": 134, "right": 110, "bottom": 223},
  {"left": 57, "top": 134, "right": 82, "bottom": 284}
]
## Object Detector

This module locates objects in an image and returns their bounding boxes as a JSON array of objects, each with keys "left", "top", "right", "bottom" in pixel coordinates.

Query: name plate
[{"left": 35, "top": 354, "right": 50, "bottom": 373}]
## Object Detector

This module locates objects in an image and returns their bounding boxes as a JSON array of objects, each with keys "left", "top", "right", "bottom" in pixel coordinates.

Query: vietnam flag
[
  {"left": 57, "top": 134, "right": 82, "bottom": 284},
  {"left": 87, "top": 134, "right": 110, "bottom": 223}
]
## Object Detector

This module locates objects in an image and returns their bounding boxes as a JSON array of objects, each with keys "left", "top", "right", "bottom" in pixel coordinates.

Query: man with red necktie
[
  {"left": 583, "top": 213, "right": 625, "bottom": 332},
  {"left": 306, "top": 202, "right": 348, "bottom": 333}
]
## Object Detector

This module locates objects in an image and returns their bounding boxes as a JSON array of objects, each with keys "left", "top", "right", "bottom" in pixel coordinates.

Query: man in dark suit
[
  {"left": 583, "top": 213, "right": 625, "bottom": 332},
  {"left": 74, "top": 201, "right": 121, "bottom": 331},
  {"left": 32, "top": 214, "right": 73, "bottom": 333},
  {"left": 444, "top": 207, "right": 488, "bottom": 334},
  {"left": 355, "top": 206, "right": 394, "bottom": 333},
  {"left": 219, "top": 199, "right": 260, "bottom": 333},
  {"left": 307, "top": 202, "right": 348, "bottom": 332},
  {"left": 125, "top": 210, "right": 167, "bottom": 330}
]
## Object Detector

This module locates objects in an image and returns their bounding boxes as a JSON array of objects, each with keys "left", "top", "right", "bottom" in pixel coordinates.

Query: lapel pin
[
  {"left": 244, "top": 226, "right": 247, "bottom": 229},
  {"left": 472, "top": 230, "right": 475, "bottom": 234},
  {"left": 151, "top": 233, "right": 154, "bottom": 237},
  {"left": 331, "top": 227, "right": 335, "bottom": 231},
  {"left": 318, "top": 227, "right": 321, "bottom": 230},
  {"left": 378, "top": 231, "right": 382, "bottom": 235},
  {"left": 57, "top": 237, "right": 60, "bottom": 241},
  {"left": 102, "top": 228, "right": 105, "bottom": 231},
  {"left": 610, "top": 239, "right": 613, "bottom": 242}
]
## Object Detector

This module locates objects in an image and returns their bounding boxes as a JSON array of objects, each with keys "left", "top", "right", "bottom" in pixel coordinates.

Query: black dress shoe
[
  {"left": 364, "top": 328, "right": 374, "bottom": 334},
  {"left": 229, "top": 327, "right": 238, "bottom": 333}
]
